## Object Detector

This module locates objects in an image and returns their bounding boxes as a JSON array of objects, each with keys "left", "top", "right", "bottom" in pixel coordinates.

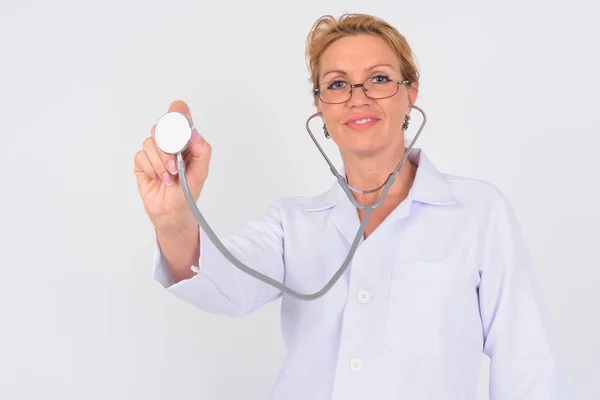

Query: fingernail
[
  {"left": 167, "top": 160, "right": 177, "bottom": 175},
  {"left": 162, "top": 171, "right": 174, "bottom": 186},
  {"left": 191, "top": 126, "right": 201, "bottom": 143}
]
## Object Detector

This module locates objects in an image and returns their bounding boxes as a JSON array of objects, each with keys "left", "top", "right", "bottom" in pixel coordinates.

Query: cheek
[
  {"left": 320, "top": 106, "right": 343, "bottom": 127},
  {"left": 381, "top": 100, "right": 405, "bottom": 126}
]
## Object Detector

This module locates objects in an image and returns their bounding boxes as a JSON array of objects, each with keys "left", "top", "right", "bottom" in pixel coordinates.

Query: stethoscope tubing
[{"left": 170, "top": 104, "right": 426, "bottom": 300}]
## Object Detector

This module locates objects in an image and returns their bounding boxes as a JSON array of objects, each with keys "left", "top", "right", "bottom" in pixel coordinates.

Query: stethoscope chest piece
[{"left": 154, "top": 111, "right": 192, "bottom": 155}]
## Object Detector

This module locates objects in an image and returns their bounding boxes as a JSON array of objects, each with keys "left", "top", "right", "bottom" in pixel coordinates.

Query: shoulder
[
  {"left": 440, "top": 173, "right": 519, "bottom": 234},
  {"left": 273, "top": 187, "right": 336, "bottom": 213},
  {"left": 444, "top": 172, "right": 510, "bottom": 210}
]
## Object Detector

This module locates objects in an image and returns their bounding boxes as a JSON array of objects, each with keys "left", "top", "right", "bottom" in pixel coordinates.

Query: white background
[{"left": 1, "top": 0, "right": 598, "bottom": 399}]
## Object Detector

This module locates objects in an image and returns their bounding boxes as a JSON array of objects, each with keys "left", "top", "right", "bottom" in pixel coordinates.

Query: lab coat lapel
[
  {"left": 301, "top": 181, "right": 361, "bottom": 245},
  {"left": 328, "top": 182, "right": 363, "bottom": 245},
  {"left": 304, "top": 148, "right": 456, "bottom": 245}
]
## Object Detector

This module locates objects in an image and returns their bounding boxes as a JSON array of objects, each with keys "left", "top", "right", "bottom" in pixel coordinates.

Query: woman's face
[{"left": 316, "top": 34, "right": 418, "bottom": 158}]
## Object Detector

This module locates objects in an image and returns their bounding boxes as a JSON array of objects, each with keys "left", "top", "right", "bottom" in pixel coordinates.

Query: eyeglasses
[{"left": 313, "top": 75, "right": 410, "bottom": 104}]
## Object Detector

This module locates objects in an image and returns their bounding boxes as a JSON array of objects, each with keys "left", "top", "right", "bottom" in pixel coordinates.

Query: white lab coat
[{"left": 152, "top": 148, "right": 568, "bottom": 399}]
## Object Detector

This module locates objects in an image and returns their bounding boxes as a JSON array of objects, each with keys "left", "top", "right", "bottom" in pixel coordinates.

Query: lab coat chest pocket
[{"left": 383, "top": 261, "right": 448, "bottom": 357}]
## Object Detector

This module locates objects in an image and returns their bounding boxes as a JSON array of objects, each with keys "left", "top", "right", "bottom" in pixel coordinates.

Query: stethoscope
[{"left": 153, "top": 104, "right": 426, "bottom": 301}]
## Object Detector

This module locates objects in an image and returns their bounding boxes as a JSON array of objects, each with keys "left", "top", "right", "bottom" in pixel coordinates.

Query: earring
[
  {"left": 323, "top": 123, "right": 330, "bottom": 139},
  {"left": 402, "top": 115, "right": 411, "bottom": 131}
]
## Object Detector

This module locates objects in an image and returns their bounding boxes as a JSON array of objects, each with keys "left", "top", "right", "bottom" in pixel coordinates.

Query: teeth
[{"left": 354, "top": 118, "right": 373, "bottom": 125}]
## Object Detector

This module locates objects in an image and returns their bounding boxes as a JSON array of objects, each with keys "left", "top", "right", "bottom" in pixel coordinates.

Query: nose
[{"left": 347, "top": 84, "right": 372, "bottom": 107}]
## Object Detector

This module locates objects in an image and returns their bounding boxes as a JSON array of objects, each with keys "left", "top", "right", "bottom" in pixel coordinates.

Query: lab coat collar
[
  {"left": 302, "top": 148, "right": 457, "bottom": 243},
  {"left": 407, "top": 148, "right": 457, "bottom": 206}
]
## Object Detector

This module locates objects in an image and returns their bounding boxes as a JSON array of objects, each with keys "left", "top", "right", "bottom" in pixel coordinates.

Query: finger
[
  {"left": 152, "top": 100, "right": 195, "bottom": 174},
  {"left": 167, "top": 100, "right": 197, "bottom": 163},
  {"left": 168, "top": 100, "right": 195, "bottom": 127},
  {"left": 134, "top": 149, "right": 158, "bottom": 181},
  {"left": 184, "top": 127, "right": 212, "bottom": 187},
  {"left": 188, "top": 126, "right": 210, "bottom": 161},
  {"left": 151, "top": 123, "right": 178, "bottom": 175},
  {"left": 143, "top": 136, "right": 175, "bottom": 186},
  {"left": 165, "top": 100, "right": 210, "bottom": 188},
  {"left": 133, "top": 149, "right": 160, "bottom": 195}
]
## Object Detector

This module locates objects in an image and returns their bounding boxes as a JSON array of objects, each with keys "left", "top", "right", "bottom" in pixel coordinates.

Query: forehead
[{"left": 320, "top": 34, "right": 399, "bottom": 76}]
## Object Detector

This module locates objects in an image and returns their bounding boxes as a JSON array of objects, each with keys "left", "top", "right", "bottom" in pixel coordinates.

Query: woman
[{"left": 134, "top": 13, "right": 566, "bottom": 400}]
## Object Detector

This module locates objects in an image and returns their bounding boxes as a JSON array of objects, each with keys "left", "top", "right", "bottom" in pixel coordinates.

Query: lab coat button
[
  {"left": 357, "top": 289, "right": 371, "bottom": 303},
  {"left": 350, "top": 358, "right": 363, "bottom": 372}
]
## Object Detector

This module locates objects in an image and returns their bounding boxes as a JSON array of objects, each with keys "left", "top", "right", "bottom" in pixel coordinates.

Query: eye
[
  {"left": 370, "top": 74, "right": 392, "bottom": 84},
  {"left": 326, "top": 80, "right": 348, "bottom": 90}
]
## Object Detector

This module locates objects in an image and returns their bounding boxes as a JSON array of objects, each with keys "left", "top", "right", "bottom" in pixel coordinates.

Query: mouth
[
  {"left": 345, "top": 115, "right": 380, "bottom": 131},
  {"left": 352, "top": 117, "right": 376, "bottom": 125}
]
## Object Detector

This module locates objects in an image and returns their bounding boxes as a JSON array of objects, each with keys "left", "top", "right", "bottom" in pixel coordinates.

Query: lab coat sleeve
[
  {"left": 478, "top": 194, "right": 568, "bottom": 399},
  {"left": 152, "top": 200, "right": 284, "bottom": 317}
]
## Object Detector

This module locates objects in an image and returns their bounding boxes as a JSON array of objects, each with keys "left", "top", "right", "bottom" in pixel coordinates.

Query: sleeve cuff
[
  {"left": 151, "top": 230, "right": 198, "bottom": 289},
  {"left": 150, "top": 224, "right": 249, "bottom": 316}
]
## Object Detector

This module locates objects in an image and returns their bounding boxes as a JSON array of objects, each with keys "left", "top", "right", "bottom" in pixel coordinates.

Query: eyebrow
[{"left": 321, "top": 63, "right": 397, "bottom": 80}]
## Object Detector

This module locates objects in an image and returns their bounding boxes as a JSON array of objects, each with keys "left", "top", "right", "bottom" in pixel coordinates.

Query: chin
[
  {"left": 340, "top": 142, "right": 385, "bottom": 158},
  {"left": 342, "top": 134, "right": 403, "bottom": 158}
]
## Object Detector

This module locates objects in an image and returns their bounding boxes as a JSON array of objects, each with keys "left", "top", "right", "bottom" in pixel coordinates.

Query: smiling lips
[{"left": 345, "top": 114, "right": 380, "bottom": 131}]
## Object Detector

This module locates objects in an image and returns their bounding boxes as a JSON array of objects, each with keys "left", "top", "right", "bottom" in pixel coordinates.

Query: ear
[
  {"left": 407, "top": 81, "right": 419, "bottom": 110},
  {"left": 315, "top": 96, "right": 322, "bottom": 114}
]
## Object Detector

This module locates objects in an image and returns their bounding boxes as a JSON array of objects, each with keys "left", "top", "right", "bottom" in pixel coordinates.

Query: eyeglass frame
[{"left": 313, "top": 77, "right": 411, "bottom": 104}]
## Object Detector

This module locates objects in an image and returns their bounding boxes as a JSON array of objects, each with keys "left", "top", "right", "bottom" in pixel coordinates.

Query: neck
[{"left": 342, "top": 147, "right": 418, "bottom": 206}]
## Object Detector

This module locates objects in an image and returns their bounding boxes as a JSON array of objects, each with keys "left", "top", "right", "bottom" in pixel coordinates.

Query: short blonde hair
[{"left": 305, "top": 13, "right": 420, "bottom": 94}]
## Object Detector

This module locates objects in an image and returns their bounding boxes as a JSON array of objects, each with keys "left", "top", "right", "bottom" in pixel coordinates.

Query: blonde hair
[{"left": 305, "top": 13, "right": 420, "bottom": 95}]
